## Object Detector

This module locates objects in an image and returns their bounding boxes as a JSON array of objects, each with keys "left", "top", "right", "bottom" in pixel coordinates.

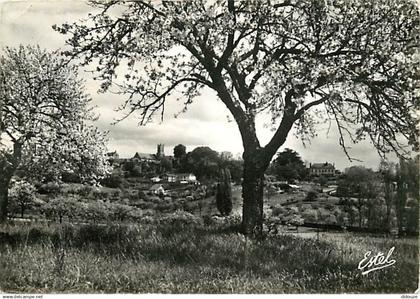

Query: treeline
[
  {"left": 172, "top": 145, "right": 243, "bottom": 184},
  {"left": 336, "top": 158, "right": 419, "bottom": 235}
]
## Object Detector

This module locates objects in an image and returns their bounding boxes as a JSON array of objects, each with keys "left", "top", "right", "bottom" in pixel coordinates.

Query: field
[
  {"left": 3, "top": 179, "right": 418, "bottom": 293},
  {"left": 0, "top": 218, "right": 418, "bottom": 294}
]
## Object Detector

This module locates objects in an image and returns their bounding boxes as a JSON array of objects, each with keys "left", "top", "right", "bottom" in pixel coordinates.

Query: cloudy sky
[{"left": 0, "top": 0, "right": 401, "bottom": 171}]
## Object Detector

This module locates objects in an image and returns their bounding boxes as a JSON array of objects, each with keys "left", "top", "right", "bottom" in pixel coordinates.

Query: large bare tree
[{"left": 56, "top": 0, "right": 419, "bottom": 235}]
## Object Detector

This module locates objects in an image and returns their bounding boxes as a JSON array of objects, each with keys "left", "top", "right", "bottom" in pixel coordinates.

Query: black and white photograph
[{"left": 0, "top": 0, "right": 419, "bottom": 295}]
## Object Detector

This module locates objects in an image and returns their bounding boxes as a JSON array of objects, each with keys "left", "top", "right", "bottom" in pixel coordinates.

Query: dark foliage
[{"left": 216, "top": 168, "right": 233, "bottom": 216}]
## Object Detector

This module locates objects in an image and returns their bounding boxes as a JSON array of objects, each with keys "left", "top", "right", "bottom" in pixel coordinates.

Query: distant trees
[
  {"left": 185, "top": 147, "right": 221, "bottom": 181},
  {"left": 379, "top": 160, "right": 397, "bottom": 231},
  {"left": 334, "top": 159, "right": 419, "bottom": 234},
  {"left": 0, "top": 45, "right": 110, "bottom": 223},
  {"left": 159, "top": 156, "right": 173, "bottom": 173},
  {"left": 182, "top": 146, "right": 243, "bottom": 184},
  {"left": 269, "top": 148, "right": 307, "bottom": 182},
  {"left": 314, "top": 175, "right": 328, "bottom": 187},
  {"left": 377, "top": 158, "right": 419, "bottom": 235},
  {"left": 337, "top": 166, "right": 380, "bottom": 228},
  {"left": 395, "top": 157, "right": 419, "bottom": 235},
  {"left": 173, "top": 144, "right": 187, "bottom": 170},
  {"left": 173, "top": 144, "right": 187, "bottom": 160},
  {"left": 222, "top": 159, "right": 243, "bottom": 185}
]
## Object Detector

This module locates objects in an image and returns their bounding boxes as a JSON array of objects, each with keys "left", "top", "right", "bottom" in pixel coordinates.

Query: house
[
  {"left": 309, "top": 162, "right": 336, "bottom": 176},
  {"left": 131, "top": 144, "right": 168, "bottom": 164},
  {"left": 163, "top": 173, "right": 197, "bottom": 183},
  {"left": 176, "top": 173, "right": 197, "bottom": 183},
  {"left": 163, "top": 173, "right": 177, "bottom": 183},
  {"left": 150, "top": 176, "right": 161, "bottom": 183},
  {"left": 149, "top": 184, "right": 165, "bottom": 195},
  {"left": 132, "top": 152, "right": 159, "bottom": 164}
]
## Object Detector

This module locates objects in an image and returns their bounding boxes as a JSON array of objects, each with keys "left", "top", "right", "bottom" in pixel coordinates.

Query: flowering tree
[
  {"left": 0, "top": 45, "right": 111, "bottom": 223},
  {"left": 56, "top": 0, "right": 419, "bottom": 235},
  {"left": 8, "top": 180, "right": 37, "bottom": 218}
]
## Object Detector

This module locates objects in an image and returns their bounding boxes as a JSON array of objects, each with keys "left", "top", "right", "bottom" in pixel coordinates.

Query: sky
[{"left": 0, "top": 0, "right": 402, "bottom": 171}]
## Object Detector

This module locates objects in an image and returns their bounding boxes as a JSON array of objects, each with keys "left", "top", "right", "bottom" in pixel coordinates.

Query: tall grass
[{"left": 0, "top": 221, "right": 417, "bottom": 293}]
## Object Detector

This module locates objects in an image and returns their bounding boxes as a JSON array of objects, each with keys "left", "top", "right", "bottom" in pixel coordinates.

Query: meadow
[{"left": 0, "top": 215, "right": 418, "bottom": 294}]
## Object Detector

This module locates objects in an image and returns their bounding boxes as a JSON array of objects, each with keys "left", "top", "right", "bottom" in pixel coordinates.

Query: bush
[
  {"left": 92, "top": 189, "right": 109, "bottom": 200},
  {"left": 109, "top": 203, "right": 132, "bottom": 222},
  {"left": 271, "top": 205, "right": 286, "bottom": 217},
  {"left": 155, "top": 202, "right": 174, "bottom": 213},
  {"left": 305, "top": 190, "right": 318, "bottom": 201},
  {"left": 287, "top": 215, "right": 305, "bottom": 227},
  {"left": 137, "top": 201, "right": 154, "bottom": 210},
  {"left": 78, "top": 185, "right": 93, "bottom": 197},
  {"left": 160, "top": 210, "right": 202, "bottom": 227},
  {"left": 41, "top": 195, "right": 81, "bottom": 223},
  {"left": 37, "top": 182, "right": 61, "bottom": 195},
  {"left": 101, "top": 175, "right": 123, "bottom": 188},
  {"left": 325, "top": 203, "right": 336, "bottom": 211},
  {"left": 79, "top": 201, "right": 109, "bottom": 223},
  {"left": 302, "top": 209, "right": 318, "bottom": 223}
]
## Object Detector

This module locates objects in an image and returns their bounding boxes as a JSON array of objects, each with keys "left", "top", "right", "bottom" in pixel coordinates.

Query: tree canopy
[
  {"left": 269, "top": 148, "right": 307, "bottom": 182},
  {"left": 0, "top": 45, "right": 110, "bottom": 183},
  {"left": 174, "top": 144, "right": 187, "bottom": 159},
  {"left": 55, "top": 0, "right": 419, "bottom": 234},
  {"left": 56, "top": 0, "right": 419, "bottom": 159},
  {"left": 0, "top": 45, "right": 110, "bottom": 222},
  {"left": 185, "top": 146, "right": 221, "bottom": 180}
]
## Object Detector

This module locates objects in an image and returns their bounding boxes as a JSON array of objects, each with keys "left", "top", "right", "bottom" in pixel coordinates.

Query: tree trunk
[
  {"left": 0, "top": 141, "right": 22, "bottom": 223},
  {"left": 384, "top": 182, "right": 393, "bottom": 231},
  {"left": 241, "top": 158, "right": 265, "bottom": 236},
  {"left": 357, "top": 203, "right": 362, "bottom": 228},
  {"left": 0, "top": 178, "right": 11, "bottom": 223},
  {"left": 396, "top": 192, "right": 407, "bottom": 235}
]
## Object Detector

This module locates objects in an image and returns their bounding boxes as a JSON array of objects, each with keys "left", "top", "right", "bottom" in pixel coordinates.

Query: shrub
[
  {"left": 79, "top": 201, "right": 109, "bottom": 223},
  {"left": 160, "top": 210, "right": 202, "bottom": 227},
  {"left": 271, "top": 205, "right": 286, "bottom": 217},
  {"left": 137, "top": 202, "right": 154, "bottom": 210},
  {"left": 216, "top": 168, "right": 233, "bottom": 216},
  {"left": 287, "top": 214, "right": 305, "bottom": 227},
  {"left": 325, "top": 202, "right": 335, "bottom": 211},
  {"left": 101, "top": 175, "right": 123, "bottom": 188},
  {"left": 109, "top": 203, "right": 132, "bottom": 222},
  {"left": 78, "top": 185, "right": 93, "bottom": 197},
  {"left": 37, "top": 182, "right": 61, "bottom": 195},
  {"left": 224, "top": 214, "right": 242, "bottom": 228},
  {"left": 41, "top": 195, "right": 81, "bottom": 223},
  {"left": 305, "top": 190, "right": 318, "bottom": 201},
  {"left": 92, "top": 189, "right": 109, "bottom": 200},
  {"left": 302, "top": 209, "right": 319, "bottom": 223},
  {"left": 155, "top": 202, "right": 174, "bottom": 213}
]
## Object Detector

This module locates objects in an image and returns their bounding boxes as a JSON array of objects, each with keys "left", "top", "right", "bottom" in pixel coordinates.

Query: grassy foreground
[{"left": 0, "top": 219, "right": 418, "bottom": 293}]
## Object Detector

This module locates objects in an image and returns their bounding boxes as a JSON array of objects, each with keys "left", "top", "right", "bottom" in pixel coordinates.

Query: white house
[{"left": 149, "top": 184, "right": 165, "bottom": 195}]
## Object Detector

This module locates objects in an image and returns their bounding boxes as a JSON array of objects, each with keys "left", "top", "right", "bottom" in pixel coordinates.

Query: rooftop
[{"left": 310, "top": 162, "right": 335, "bottom": 169}]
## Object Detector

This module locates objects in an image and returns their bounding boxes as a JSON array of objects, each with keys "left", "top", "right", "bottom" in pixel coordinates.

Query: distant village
[
  {"left": 106, "top": 144, "right": 199, "bottom": 185},
  {"left": 105, "top": 144, "right": 343, "bottom": 196}
]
